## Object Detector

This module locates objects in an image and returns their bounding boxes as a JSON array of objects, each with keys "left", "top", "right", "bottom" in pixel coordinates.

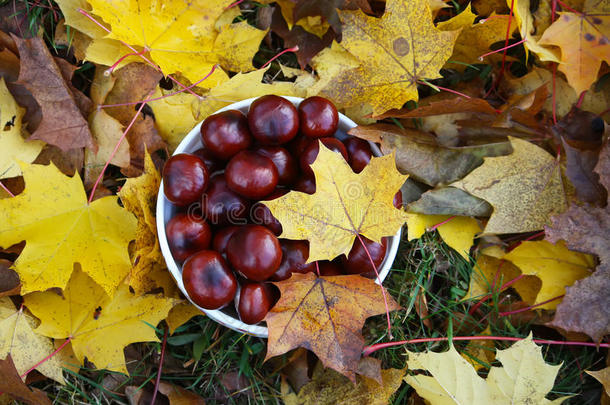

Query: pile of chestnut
[{"left": 163, "top": 95, "right": 401, "bottom": 325}]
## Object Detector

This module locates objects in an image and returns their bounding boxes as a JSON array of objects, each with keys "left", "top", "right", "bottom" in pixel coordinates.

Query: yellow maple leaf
[
  {"left": 406, "top": 213, "right": 481, "bottom": 259},
  {"left": 503, "top": 240, "right": 595, "bottom": 309},
  {"left": 24, "top": 268, "right": 178, "bottom": 374},
  {"left": 264, "top": 144, "right": 407, "bottom": 262},
  {"left": 84, "top": 0, "right": 266, "bottom": 86},
  {"left": 406, "top": 334, "right": 566, "bottom": 404},
  {"left": 0, "top": 298, "right": 65, "bottom": 384},
  {"left": 539, "top": 12, "right": 610, "bottom": 93},
  {"left": 0, "top": 162, "right": 136, "bottom": 295},
  {"left": 451, "top": 137, "right": 566, "bottom": 235},
  {"left": 510, "top": 0, "right": 561, "bottom": 63},
  {"left": 308, "top": 42, "right": 361, "bottom": 100},
  {"left": 438, "top": 6, "right": 517, "bottom": 70},
  {"left": 0, "top": 78, "right": 43, "bottom": 179},
  {"left": 118, "top": 152, "right": 176, "bottom": 296},
  {"left": 317, "top": 0, "right": 459, "bottom": 115}
]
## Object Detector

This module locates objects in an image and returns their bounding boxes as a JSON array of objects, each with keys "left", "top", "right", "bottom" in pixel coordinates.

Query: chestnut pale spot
[
  {"left": 584, "top": 33, "right": 595, "bottom": 42},
  {"left": 393, "top": 37, "right": 410, "bottom": 56}
]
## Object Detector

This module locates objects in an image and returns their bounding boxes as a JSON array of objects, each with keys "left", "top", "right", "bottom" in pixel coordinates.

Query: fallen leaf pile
[{"left": 0, "top": 0, "right": 608, "bottom": 402}]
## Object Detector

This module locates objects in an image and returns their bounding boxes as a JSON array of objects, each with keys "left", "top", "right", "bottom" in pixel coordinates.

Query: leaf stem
[
  {"left": 499, "top": 294, "right": 565, "bottom": 316},
  {"left": 261, "top": 46, "right": 299, "bottom": 69},
  {"left": 150, "top": 326, "right": 168, "bottom": 405},
  {"left": 88, "top": 90, "right": 153, "bottom": 204},
  {"left": 468, "top": 273, "right": 527, "bottom": 315},
  {"left": 363, "top": 335, "right": 610, "bottom": 356},
  {"left": 20, "top": 337, "right": 72, "bottom": 379},
  {"left": 0, "top": 181, "right": 15, "bottom": 197}
]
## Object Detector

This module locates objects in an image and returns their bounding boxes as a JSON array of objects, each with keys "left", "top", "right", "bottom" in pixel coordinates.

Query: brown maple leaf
[
  {"left": 545, "top": 140, "right": 610, "bottom": 342},
  {"left": 0, "top": 356, "right": 51, "bottom": 405},
  {"left": 13, "top": 35, "right": 95, "bottom": 152},
  {"left": 265, "top": 272, "right": 400, "bottom": 380}
]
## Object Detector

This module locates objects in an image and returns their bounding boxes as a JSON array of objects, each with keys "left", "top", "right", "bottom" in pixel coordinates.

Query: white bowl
[{"left": 156, "top": 96, "right": 402, "bottom": 338}]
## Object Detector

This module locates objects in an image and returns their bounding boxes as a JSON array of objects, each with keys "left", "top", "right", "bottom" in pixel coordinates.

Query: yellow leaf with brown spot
[
  {"left": 264, "top": 144, "right": 407, "bottom": 262},
  {"left": 317, "top": 0, "right": 459, "bottom": 115},
  {"left": 24, "top": 268, "right": 178, "bottom": 375},
  {"left": 406, "top": 213, "right": 481, "bottom": 259},
  {"left": 503, "top": 240, "right": 595, "bottom": 309},
  {"left": 118, "top": 152, "right": 176, "bottom": 296},
  {"left": 451, "top": 137, "right": 566, "bottom": 234},
  {"left": 0, "top": 162, "right": 136, "bottom": 295},
  {"left": 539, "top": 12, "right": 610, "bottom": 93},
  {"left": 266, "top": 273, "right": 400, "bottom": 380},
  {"left": 0, "top": 298, "right": 65, "bottom": 383}
]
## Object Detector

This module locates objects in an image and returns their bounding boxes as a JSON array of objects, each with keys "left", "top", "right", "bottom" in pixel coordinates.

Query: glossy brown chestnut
[
  {"left": 237, "top": 282, "right": 276, "bottom": 324},
  {"left": 227, "top": 225, "right": 282, "bottom": 281},
  {"left": 293, "top": 174, "right": 316, "bottom": 194},
  {"left": 200, "top": 110, "right": 252, "bottom": 160},
  {"left": 193, "top": 147, "right": 223, "bottom": 174},
  {"left": 300, "top": 138, "right": 348, "bottom": 176},
  {"left": 341, "top": 236, "right": 388, "bottom": 275},
  {"left": 202, "top": 174, "right": 250, "bottom": 226},
  {"left": 288, "top": 135, "right": 312, "bottom": 157},
  {"left": 163, "top": 154, "right": 209, "bottom": 206},
  {"left": 318, "top": 261, "right": 342, "bottom": 276},
  {"left": 248, "top": 95, "right": 299, "bottom": 145},
  {"left": 255, "top": 146, "right": 298, "bottom": 185},
  {"left": 298, "top": 96, "right": 339, "bottom": 138},
  {"left": 182, "top": 250, "right": 237, "bottom": 309},
  {"left": 225, "top": 151, "right": 279, "bottom": 199},
  {"left": 166, "top": 213, "right": 212, "bottom": 262},
  {"left": 344, "top": 137, "right": 372, "bottom": 173},
  {"left": 270, "top": 240, "right": 315, "bottom": 281},
  {"left": 212, "top": 225, "right": 240, "bottom": 255},
  {"left": 250, "top": 189, "right": 287, "bottom": 236}
]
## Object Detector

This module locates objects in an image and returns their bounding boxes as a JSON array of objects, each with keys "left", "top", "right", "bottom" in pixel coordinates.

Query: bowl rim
[{"left": 156, "top": 96, "right": 402, "bottom": 338}]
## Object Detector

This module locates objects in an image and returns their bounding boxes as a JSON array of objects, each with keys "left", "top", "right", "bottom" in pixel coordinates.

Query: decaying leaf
[
  {"left": 0, "top": 259, "right": 20, "bottom": 297},
  {"left": 118, "top": 151, "right": 175, "bottom": 296},
  {"left": 539, "top": 12, "right": 610, "bottom": 94},
  {"left": 349, "top": 124, "right": 511, "bottom": 187},
  {"left": 375, "top": 96, "right": 497, "bottom": 119},
  {"left": 452, "top": 137, "right": 566, "bottom": 234},
  {"left": 264, "top": 144, "right": 406, "bottom": 263},
  {"left": 0, "top": 297, "right": 65, "bottom": 383},
  {"left": 503, "top": 240, "right": 595, "bottom": 309},
  {"left": 0, "top": 356, "right": 52, "bottom": 405},
  {"left": 406, "top": 213, "right": 481, "bottom": 259},
  {"left": 282, "top": 360, "right": 405, "bottom": 405},
  {"left": 13, "top": 35, "right": 94, "bottom": 151},
  {"left": 317, "top": 0, "right": 459, "bottom": 115},
  {"left": 545, "top": 141, "right": 610, "bottom": 341},
  {"left": 157, "top": 381, "right": 206, "bottom": 405},
  {"left": 511, "top": 0, "right": 561, "bottom": 63},
  {"left": 0, "top": 162, "right": 136, "bottom": 295},
  {"left": 587, "top": 367, "right": 610, "bottom": 396},
  {"left": 265, "top": 273, "right": 400, "bottom": 380},
  {"left": 405, "top": 334, "right": 566, "bottom": 404},
  {"left": 24, "top": 268, "right": 178, "bottom": 374},
  {"left": 0, "top": 78, "right": 43, "bottom": 179},
  {"left": 407, "top": 187, "right": 493, "bottom": 217}
]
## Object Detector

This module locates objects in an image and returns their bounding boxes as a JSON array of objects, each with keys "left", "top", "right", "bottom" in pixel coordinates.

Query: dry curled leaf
[
  {"left": 545, "top": 141, "right": 610, "bottom": 341},
  {"left": 13, "top": 35, "right": 94, "bottom": 151},
  {"left": 318, "top": 0, "right": 459, "bottom": 115},
  {"left": 0, "top": 356, "right": 51, "bottom": 405},
  {"left": 0, "top": 162, "right": 136, "bottom": 295},
  {"left": 452, "top": 137, "right": 566, "bottom": 234},
  {"left": 264, "top": 143, "right": 406, "bottom": 262},
  {"left": 282, "top": 360, "right": 405, "bottom": 405},
  {"left": 265, "top": 272, "right": 400, "bottom": 380}
]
